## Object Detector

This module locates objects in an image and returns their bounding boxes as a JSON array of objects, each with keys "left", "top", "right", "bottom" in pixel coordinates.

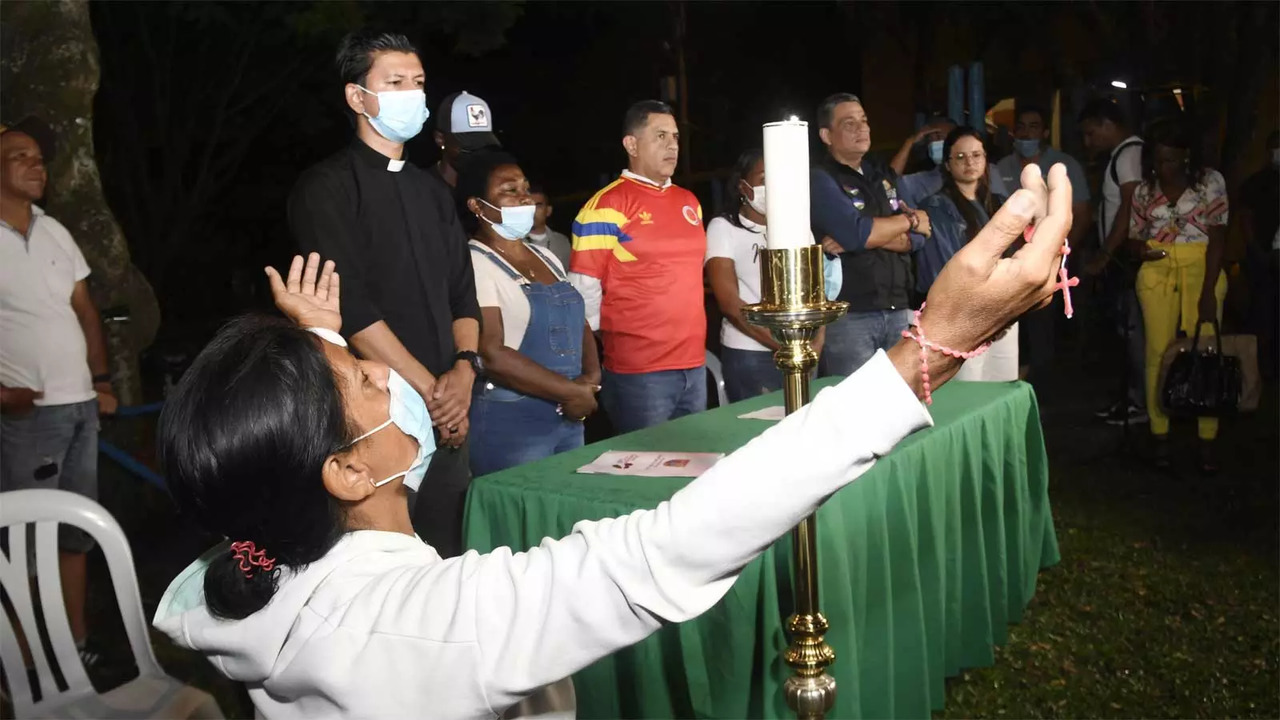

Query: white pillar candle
[{"left": 762, "top": 119, "right": 812, "bottom": 250}]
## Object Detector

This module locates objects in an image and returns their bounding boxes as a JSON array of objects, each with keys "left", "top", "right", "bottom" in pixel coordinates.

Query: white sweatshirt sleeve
[
  {"left": 391, "top": 350, "right": 931, "bottom": 714},
  {"left": 568, "top": 272, "right": 602, "bottom": 331}
]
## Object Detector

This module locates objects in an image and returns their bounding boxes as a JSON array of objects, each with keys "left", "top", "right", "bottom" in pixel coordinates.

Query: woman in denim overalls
[{"left": 458, "top": 153, "right": 602, "bottom": 476}]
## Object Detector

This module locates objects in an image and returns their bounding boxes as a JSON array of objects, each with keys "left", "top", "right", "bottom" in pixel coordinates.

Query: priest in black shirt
[{"left": 287, "top": 30, "right": 481, "bottom": 558}]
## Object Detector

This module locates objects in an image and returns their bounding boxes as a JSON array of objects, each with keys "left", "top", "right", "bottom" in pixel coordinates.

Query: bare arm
[
  {"left": 579, "top": 322, "right": 601, "bottom": 385},
  {"left": 865, "top": 215, "right": 915, "bottom": 251},
  {"left": 70, "top": 280, "right": 110, "bottom": 380},
  {"left": 1100, "top": 181, "right": 1139, "bottom": 259},
  {"left": 70, "top": 280, "right": 115, "bottom": 413},
  {"left": 350, "top": 321, "right": 437, "bottom": 401},
  {"left": 477, "top": 307, "right": 588, "bottom": 404},
  {"left": 705, "top": 258, "right": 779, "bottom": 350},
  {"left": 1201, "top": 224, "right": 1227, "bottom": 306}
]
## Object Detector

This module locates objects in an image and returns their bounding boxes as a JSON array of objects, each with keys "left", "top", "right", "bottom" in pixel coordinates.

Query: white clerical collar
[
  {"left": 622, "top": 169, "right": 672, "bottom": 189},
  {"left": 387, "top": 158, "right": 405, "bottom": 172}
]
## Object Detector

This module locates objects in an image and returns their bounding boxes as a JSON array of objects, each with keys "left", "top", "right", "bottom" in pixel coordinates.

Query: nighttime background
[{"left": 1, "top": 1, "right": 1279, "bottom": 718}]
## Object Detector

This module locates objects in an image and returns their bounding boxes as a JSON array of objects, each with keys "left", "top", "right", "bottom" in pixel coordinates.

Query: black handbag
[{"left": 1160, "top": 321, "right": 1242, "bottom": 418}]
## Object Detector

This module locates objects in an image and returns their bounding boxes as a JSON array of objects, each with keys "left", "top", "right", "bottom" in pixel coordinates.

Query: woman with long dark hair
[
  {"left": 918, "top": 126, "right": 1019, "bottom": 381},
  {"left": 1128, "top": 120, "right": 1229, "bottom": 472},
  {"left": 150, "top": 158, "right": 1073, "bottom": 719}
]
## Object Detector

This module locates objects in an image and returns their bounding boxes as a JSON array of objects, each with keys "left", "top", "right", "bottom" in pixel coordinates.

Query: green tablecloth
[{"left": 463, "top": 379, "right": 1060, "bottom": 719}]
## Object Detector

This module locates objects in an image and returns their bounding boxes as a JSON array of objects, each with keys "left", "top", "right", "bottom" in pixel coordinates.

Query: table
[{"left": 463, "top": 379, "right": 1060, "bottom": 719}]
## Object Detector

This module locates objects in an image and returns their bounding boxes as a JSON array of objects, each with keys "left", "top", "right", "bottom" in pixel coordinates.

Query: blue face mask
[
  {"left": 1014, "top": 138, "right": 1041, "bottom": 159},
  {"left": 481, "top": 199, "right": 536, "bottom": 240},
  {"left": 928, "top": 140, "right": 945, "bottom": 166},
  {"left": 349, "top": 369, "right": 435, "bottom": 492},
  {"left": 823, "top": 254, "right": 843, "bottom": 301},
  {"left": 358, "top": 87, "right": 429, "bottom": 144}
]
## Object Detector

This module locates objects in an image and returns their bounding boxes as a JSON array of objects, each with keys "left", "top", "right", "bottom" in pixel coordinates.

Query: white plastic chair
[
  {"left": 705, "top": 350, "right": 730, "bottom": 408},
  {"left": 0, "top": 489, "right": 222, "bottom": 719}
]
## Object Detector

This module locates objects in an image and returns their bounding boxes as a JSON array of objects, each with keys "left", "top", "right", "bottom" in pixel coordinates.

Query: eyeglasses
[{"left": 950, "top": 151, "right": 987, "bottom": 165}]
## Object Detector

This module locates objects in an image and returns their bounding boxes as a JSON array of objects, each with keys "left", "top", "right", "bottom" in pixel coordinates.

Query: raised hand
[
  {"left": 265, "top": 253, "right": 341, "bottom": 333},
  {"left": 896, "top": 163, "right": 1073, "bottom": 392}
]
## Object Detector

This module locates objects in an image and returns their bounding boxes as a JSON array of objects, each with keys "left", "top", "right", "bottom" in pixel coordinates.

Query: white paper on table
[
  {"left": 737, "top": 405, "right": 787, "bottom": 421},
  {"left": 576, "top": 451, "right": 724, "bottom": 478}
]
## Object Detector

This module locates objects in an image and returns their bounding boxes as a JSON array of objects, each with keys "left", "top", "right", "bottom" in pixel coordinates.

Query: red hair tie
[{"left": 230, "top": 541, "right": 276, "bottom": 578}]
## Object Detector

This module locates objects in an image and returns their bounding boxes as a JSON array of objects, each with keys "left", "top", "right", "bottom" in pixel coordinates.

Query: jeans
[
  {"left": 1117, "top": 289, "right": 1147, "bottom": 409},
  {"left": 721, "top": 347, "right": 783, "bottom": 403},
  {"left": 0, "top": 400, "right": 99, "bottom": 552},
  {"left": 470, "top": 385, "right": 585, "bottom": 477},
  {"left": 602, "top": 367, "right": 706, "bottom": 434},
  {"left": 819, "top": 309, "right": 912, "bottom": 377}
]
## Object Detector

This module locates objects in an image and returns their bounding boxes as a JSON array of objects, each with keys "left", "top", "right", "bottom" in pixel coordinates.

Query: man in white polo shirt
[{"left": 0, "top": 117, "right": 117, "bottom": 664}]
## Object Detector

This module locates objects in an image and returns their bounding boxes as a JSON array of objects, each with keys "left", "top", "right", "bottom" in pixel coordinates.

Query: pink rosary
[{"left": 902, "top": 224, "right": 1079, "bottom": 405}]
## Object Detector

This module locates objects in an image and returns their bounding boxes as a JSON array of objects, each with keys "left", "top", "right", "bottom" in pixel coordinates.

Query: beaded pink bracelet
[{"left": 900, "top": 303, "right": 992, "bottom": 405}]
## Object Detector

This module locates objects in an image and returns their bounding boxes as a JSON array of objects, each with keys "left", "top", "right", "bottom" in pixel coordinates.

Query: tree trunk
[{"left": 0, "top": 0, "right": 155, "bottom": 404}]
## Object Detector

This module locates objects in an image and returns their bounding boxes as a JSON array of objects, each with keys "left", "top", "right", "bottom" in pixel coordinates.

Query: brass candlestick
[{"left": 742, "top": 244, "right": 848, "bottom": 720}]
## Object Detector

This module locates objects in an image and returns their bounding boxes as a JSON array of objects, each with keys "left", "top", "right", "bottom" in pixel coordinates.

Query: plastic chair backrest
[
  {"left": 0, "top": 489, "right": 165, "bottom": 715},
  {"left": 704, "top": 350, "right": 729, "bottom": 408}
]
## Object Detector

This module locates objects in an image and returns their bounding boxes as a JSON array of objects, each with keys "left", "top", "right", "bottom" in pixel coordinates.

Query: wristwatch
[{"left": 454, "top": 350, "right": 484, "bottom": 376}]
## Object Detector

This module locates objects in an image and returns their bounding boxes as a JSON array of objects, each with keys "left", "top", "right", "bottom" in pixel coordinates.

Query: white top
[
  {"left": 1129, "top": 169, "right": 1230, "bottom": 245},
  {"left": 153, "top": 351, "right": 932, "bottom": 720},
  {"left": 704, "top": 215, "right": 768, "bottom": 351},
  {"left": 470, "top": 240, "right": 569, "bottom": 349},
  {"left": 567, "top": 273, "right": 602, "bottom": 331},
  {"left": 0, "top": 206, "right": 96, "bottom": 406},
  {"left": 1099, "top": 135, "right": 1143, "bottom": 241}
]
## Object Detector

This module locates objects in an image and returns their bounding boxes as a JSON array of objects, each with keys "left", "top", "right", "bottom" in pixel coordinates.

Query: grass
[{"left": 70, "top": 345, "right": 1278, "bottom": 719}]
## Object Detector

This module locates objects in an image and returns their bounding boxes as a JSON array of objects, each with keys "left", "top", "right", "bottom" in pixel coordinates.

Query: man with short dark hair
[
  {"left": 810, "top": 93, "right": 931, "bottom": 376},
  {"left": 568, "top": 100, "right": 707, "bottom": 433},
  {"left": 528, "top": 183, "right": 571, "bottom": 268},
  {"left": 429, "top": 90, "right": 501, "bottom": 192},
  {"left": 1, "top": 117, "right": 117, "bottom": 666},
  {"left": 288, "top": 30, "right": 481, "bottom": 557},
  {"left": 996, "top": 102, "right": 1091, "bottom": 246},
  {"left": 995, "top": 101, "right": 1093, "bottom": 382},
  {"left": 1079, "top": 98, "right": 1147, "bottom": 425}
]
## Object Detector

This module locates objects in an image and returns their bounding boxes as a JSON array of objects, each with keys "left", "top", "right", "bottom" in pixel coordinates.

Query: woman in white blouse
[
  {"left": 456, "top": 151, "right": 602, "bottom": 476},
  {"left": 705, "top": 150, "right": 829, "bottom": 401},
  {"left": 153, "top": 164, "right": 1075, "bottom": 720}
]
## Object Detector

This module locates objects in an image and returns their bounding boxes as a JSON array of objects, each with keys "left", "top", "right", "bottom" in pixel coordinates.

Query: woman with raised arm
[{"left": 153, "top": 164, "right": 1074, "bottom": 719}]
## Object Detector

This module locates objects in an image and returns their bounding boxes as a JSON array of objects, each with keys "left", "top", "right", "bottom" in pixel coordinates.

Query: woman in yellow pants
[{"left": 1129, "top": 122, "right": 1229, "bottom": 473}]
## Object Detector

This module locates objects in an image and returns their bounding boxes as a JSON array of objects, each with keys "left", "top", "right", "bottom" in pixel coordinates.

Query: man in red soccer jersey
[{"left": 568, "top": 101, "right": 707, "bottom": 433}]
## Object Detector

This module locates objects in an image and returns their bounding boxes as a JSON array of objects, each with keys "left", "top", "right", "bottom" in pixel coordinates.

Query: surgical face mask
[
  {"left": 1014, "top": 138, "right": 1041, "bottom": 159},
  {"left": 823, "top": 253, "right": 843, "bottom": 301},
  {"left": 358, "top": 86, "right": 429, "bottom": 144},
  {"left": 745, "top": 185, "right": 766, "bottom": 215},
  {"left": 349, "top": 368, "right": 435, "bottom": 491},
  {"left": 928, "top": 140, "right": 945, "bottom": 166},
  {"left": 480, "top": 199, "right": 535, "bottom": 240}
]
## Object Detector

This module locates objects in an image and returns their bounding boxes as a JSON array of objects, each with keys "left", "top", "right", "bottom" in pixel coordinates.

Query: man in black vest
[{"left": 810, "top": 93, "right": 932, "bottom": 376}]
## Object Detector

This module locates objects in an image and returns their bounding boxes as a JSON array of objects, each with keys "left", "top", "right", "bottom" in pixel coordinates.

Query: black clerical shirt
[{"left": 288, "top": 139, "right": 481, "bottom": 377}]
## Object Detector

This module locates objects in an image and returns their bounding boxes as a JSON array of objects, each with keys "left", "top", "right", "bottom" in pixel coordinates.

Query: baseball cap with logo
[
  {"left": 436, "top": 91, "right": 501, "bottom": 151},
  {"left": 0, "top": 116, "right": 57, "bottom": 163}
]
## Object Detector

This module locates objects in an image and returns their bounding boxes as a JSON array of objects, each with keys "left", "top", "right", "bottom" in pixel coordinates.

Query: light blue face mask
[
  {"left": 928, "top": 140, "right": 945, "bottom": 166},
  {"left": 349, "top": 368, "right": 435, "bottom": 492},
  {"left": 358, "top": 87, "right": 429, "bottom": 144},
  {"left": 1014, "top": 138, "right": 1041, "bottom": 159},
  {"left": 823, "top": 254, "right": 843, "bottom": 301},
  {"left": 481, "top": 199, "right": 536, "bottom": 240}
]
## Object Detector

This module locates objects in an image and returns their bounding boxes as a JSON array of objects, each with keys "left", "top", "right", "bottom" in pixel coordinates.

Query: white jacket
[{"left": 153, "top": 351, "right": 932, "bottom": 719}]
